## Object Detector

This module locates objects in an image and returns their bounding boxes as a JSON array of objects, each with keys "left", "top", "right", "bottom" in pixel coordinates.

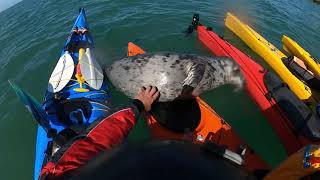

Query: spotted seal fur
[{"left": 106, "top": 53, "right": 243, "bottom": 102}]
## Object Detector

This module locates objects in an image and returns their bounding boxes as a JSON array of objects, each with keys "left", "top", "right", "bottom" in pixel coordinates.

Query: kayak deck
[
  {"left": 127, "top": 42, "right": 269, "bottom": 171},
  {"left": 34, "top": 9, "right": 110, "bottom": 179},
  {"left": 225, "top": 12, "right": 315, "bottom": 104},
  {"left": 195, "top": 24, "right": 302, "bottom": 154},
  {"left": 282, "top": 35, "right": 320, "bottom": 77}
]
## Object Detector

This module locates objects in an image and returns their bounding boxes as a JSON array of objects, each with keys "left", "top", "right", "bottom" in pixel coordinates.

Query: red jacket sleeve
[{"left": 40, "top": 107, "right": 138, "bottom": 179}]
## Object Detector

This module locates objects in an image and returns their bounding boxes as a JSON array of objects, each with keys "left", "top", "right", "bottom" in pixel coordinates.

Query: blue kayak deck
[{"left": 34, "top": 9, "right": 110, "bottom": 179}]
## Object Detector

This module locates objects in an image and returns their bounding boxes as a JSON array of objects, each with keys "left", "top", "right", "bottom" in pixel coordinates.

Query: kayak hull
[
  {"left": 282, "top": 35, "right": 320, "bottom": 77},
  {"left": 264, "top": 72, "right": 320, "bottom": 141},
  {"left": 196, "top": 25, "right": 303, "bottom": 154},
  {"left": 34, "top": 9, "right": 110, "bottom": 179},
  {"left": 225, "top": 13, "right": 314, "bottom": 103}
]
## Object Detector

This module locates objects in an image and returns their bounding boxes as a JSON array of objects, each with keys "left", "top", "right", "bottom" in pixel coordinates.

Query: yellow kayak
[
  {"left": 225, "top": 12, "right": 314, "bottom": 103},
  {"left": 282, "top": 35, "right": 320, "bottom": 78}
]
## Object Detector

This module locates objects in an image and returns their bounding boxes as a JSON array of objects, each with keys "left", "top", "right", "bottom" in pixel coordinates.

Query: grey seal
[{"left": 106, "top": 53, "right": 243, "bottom": 102}]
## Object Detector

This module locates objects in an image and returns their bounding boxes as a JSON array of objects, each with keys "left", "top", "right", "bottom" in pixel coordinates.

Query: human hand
[{"left": 134, "top": 86, "right": 160, "bottom": 111}]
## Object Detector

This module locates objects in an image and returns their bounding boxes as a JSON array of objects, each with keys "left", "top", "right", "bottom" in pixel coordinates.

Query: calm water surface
[{"left": 0, "top": 0, "right": 319, "bottom": 179}]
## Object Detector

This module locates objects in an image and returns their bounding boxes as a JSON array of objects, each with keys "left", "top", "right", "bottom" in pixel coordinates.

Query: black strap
[
  {"left": 294, "top": 110, "right": 314, "bottom": 135},
  {"left": 43, "top": 125, "right": 87, "bottom": 161},
  {"left": 265, "top": 82, "right": 288, "bottom": 101},
  {"left": 54, "top": 126, "right": 84, "bottom": 147}
]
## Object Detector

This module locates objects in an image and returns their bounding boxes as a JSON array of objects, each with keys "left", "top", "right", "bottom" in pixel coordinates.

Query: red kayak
[{"left": 189, "top": 14, "right": 312, "bottom": 155}]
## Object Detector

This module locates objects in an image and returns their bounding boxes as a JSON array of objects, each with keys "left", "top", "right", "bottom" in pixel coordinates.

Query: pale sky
[{"left": 0, "top": 0, "right": 22, "bottom": 12}]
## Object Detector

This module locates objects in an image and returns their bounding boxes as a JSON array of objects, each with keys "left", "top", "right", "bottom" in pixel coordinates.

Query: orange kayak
[
  {"left": 127, "top": 42, "right": 269, "bottom": 171},
  {"left": 127, "top": 42, "right": 145, "bottom": 56}
]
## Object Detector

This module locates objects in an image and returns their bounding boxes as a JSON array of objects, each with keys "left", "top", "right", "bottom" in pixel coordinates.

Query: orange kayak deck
[
  {"left": 146, "top": 97, "right": 269, "bottom": 171},
  {"left": 127, "top": 42, "right": 269, "bottom": 171}
]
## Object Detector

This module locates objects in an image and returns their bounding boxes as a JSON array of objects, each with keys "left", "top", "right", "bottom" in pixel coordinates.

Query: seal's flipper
[
  {"left": 182, "top": 62, "right": 205, "bottom": 91},
  {"left": 177, "top": 85, "right": 194, "bottom": 100}
]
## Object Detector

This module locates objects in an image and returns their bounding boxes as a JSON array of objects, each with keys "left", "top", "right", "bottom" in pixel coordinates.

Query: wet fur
[{"left": 106, "top": 53, "right": 243, "bottom": 102}]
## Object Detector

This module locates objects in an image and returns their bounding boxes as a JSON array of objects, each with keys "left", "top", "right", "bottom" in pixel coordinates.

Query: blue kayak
[{"left": 11, "top": 8, "right": 110, "bottom": 179}]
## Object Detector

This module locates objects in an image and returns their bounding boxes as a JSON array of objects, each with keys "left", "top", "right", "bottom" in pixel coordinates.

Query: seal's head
[{"left": 217, "top": 58, "right": 244, "bottom": 90}]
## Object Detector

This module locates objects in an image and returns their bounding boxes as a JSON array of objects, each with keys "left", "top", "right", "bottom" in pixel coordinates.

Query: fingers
[
  {"left": 141, "top": 86, "right": 158, "bottom": 93},
  {"left": 135, "top": 85, "right": 160, "bottom": 111},
  {"left": 149, "top": 86, "right": 159, "bottom": 100},
  {"left": 145, "top": 86, "right": 151, "bottom": 92},
  {"left": 140, "top": 85, "right": 159, "bottom": 99},
  {"left": 152, "top": 91, "right": 160, "bottom": 101},
  {"left": 149, "top": 86, "right": 158, "bottom": 96},
  {"left": 140, "top": 86, "right": 146, "bottom": 92}
]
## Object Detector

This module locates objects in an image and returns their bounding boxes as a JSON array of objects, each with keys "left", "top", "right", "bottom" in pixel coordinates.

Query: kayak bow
[{"left": 12, "top": 8, "right": 110, "bottom": 180}]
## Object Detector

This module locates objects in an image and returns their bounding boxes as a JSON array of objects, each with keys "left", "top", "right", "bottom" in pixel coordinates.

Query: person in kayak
[
  {"left": 39, "top": 86, "right": 160, "bottom": 179},
  {"left": 39, "top": 83, "right": 257, "bottom": 180}
]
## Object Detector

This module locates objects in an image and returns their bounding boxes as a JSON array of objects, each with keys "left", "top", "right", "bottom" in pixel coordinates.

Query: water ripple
[{"left": 0, "top": 0, "right": 319, "bottom": 178}]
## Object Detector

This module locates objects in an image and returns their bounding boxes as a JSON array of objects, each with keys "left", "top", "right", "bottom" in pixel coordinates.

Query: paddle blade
[
  {"left": 48, "top": 52, "right": 74, "bottom": 93},
  {"left": 74, "top": 88, "right": 90, "bottom": 92},
  {"left": 9, "top": 81, "right": 52, "bottom": 133},
  {"left": 127, "top": 42, "right": 145, "bottom": 56},
  {"left": 80, "top": 48, "right": 104, "bottom": 90}
]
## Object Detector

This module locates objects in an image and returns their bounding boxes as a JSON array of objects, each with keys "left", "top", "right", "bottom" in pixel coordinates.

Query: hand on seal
[{"left": 134, "top": 86, "right": 160, "bottom": 111}]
